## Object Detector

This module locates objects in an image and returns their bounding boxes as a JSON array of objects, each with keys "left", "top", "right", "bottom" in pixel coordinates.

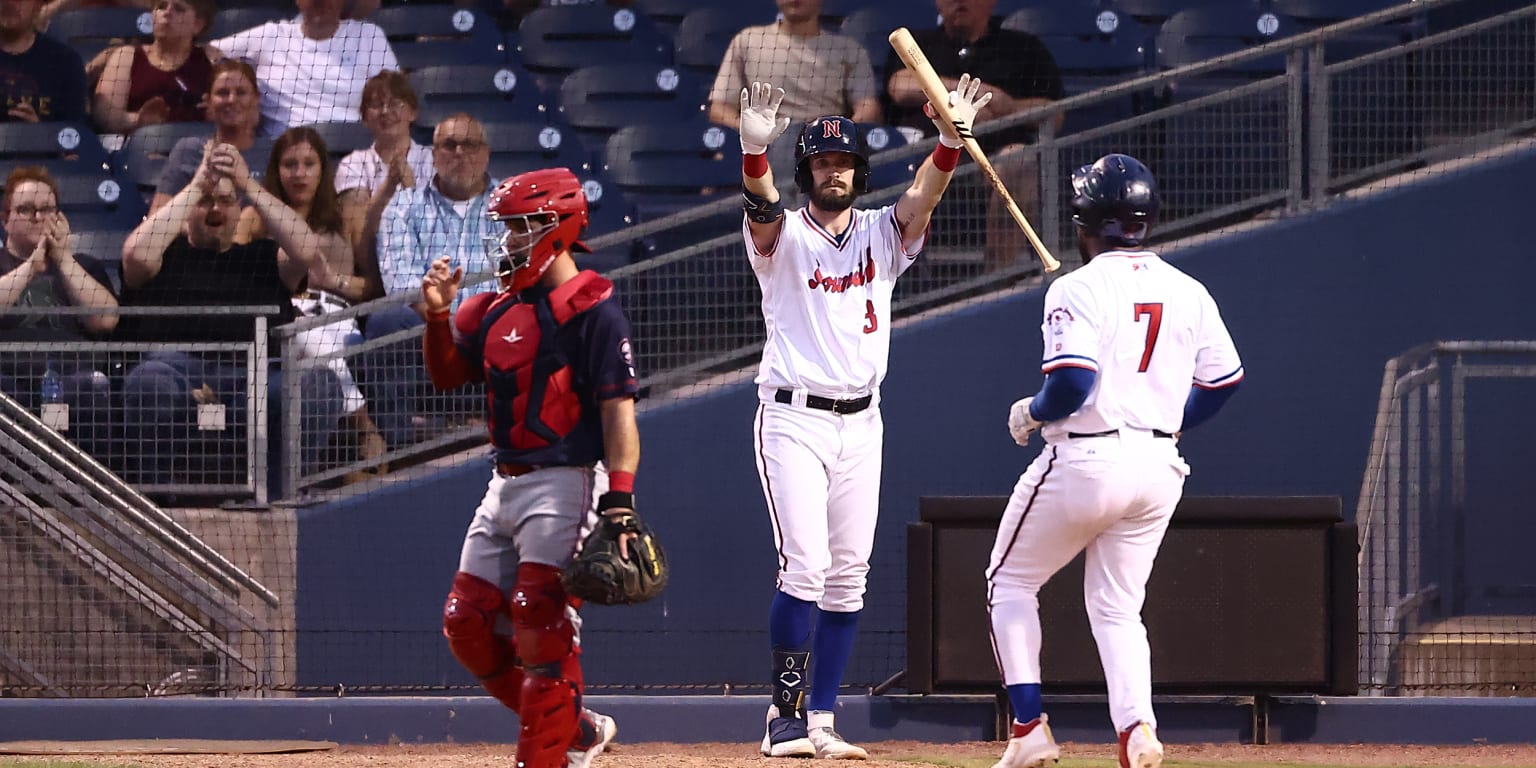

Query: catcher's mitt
[{"left": 563, "top": 511, "right": 668, "bottom": 605}]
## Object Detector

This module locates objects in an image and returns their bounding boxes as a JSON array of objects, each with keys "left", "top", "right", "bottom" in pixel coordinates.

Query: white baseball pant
[{"left": 986, "top": 432, "right": 1189, "bottom": 732}]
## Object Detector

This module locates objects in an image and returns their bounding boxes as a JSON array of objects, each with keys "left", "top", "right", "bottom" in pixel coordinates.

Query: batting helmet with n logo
[{"left": 794, "top": 115, "right": 869, "bottom": 196}]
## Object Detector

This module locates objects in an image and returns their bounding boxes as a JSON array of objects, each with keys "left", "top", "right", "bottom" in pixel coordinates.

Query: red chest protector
[{"left": 455, "top": 271, "right": 615, "bottom": 451}]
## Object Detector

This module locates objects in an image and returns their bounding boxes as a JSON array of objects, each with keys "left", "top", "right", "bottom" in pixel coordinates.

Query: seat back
[
  {"left": 206, "top": 7, "right": 289, "bottom": 40},
  {"left": 369, "top": 5, "right": 505, "bottom": 70},
  {"left": 558, "top": 65, "right": 709, "bottom": 142},
  {"left": 602, "top": 120, "right": 740, "bottom": 201},
  {"left": 410, "top": 63, "right": 550, "bottom": 127},
  {"left": 480, "top": 121, "right": 591, "bottom": 181},
  {"left": 1156, "top": 5, "right": 1300, "bottom": 75},
  {"left": 674, "top": 6, "right": 779, "bottom": 75},
  {"left": 304, "top": 121, "right": 374, "bottom": 164},
  {"left": 840, "top": 6, "right": 943, "bottom": 74},
  {"left": 1002, "top": 6, "right": 1148, "bottom": 74},
  {"left": 43, "top": 7, "right": 152, "bottom": 60},
  {"left": 0, "top": 122, "right": 111, "bottom": 171},
  {"left": 515, "top": 5, "right": 673, "bottom": 76}
]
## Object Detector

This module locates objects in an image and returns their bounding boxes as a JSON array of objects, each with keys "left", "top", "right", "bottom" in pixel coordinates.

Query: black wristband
[
  {"left": 597, "top": 491, "right": 635, "bottom": 511},
  {"left": 743, "top": 189, "right": 784, "bottom": 224}
]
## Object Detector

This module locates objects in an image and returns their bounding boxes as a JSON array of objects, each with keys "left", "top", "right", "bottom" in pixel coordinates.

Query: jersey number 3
[
  {"left": 1133, "top": 302, "right": 1163, "bottom": 372},
  {"left": 863, "top": 299, "right": 878, "bottom": 334}
]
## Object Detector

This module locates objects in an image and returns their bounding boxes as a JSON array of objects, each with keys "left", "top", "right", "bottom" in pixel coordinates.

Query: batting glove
[
  {"left": 925, "top": 73, "right": 994, "bottom": 149},
  {"left": 739, "top": 81, "right": 790, "bottom": 155},
  {"left": 1007, "top": 396, "right": 1042, "bottom": 446}
]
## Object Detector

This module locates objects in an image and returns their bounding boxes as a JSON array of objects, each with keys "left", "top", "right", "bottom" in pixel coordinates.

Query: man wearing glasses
[{"left": 359, "top": 112, "right": 500, "bottom": 450}]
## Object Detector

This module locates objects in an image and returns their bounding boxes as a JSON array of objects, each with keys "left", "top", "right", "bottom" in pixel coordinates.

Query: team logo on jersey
[
  {"left": 619, "top": 338, "right": 636, "bottom": 378},
  {"left": 807, "top": 256, "right": 876, "bottom": 294},
  {"left": 1046, "top": 307, "right": 1074, "bottom": 335},
  {"left": 502, "top": 328, "right": 524, "bottom": 344}
]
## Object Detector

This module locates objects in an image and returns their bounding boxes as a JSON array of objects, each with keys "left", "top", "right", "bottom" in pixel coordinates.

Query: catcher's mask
[{"left": 485, "top": 167, "right": 591, "bottom": 293}]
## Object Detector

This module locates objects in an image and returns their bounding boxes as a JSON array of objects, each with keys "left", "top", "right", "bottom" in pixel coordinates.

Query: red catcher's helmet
[{"left": 485, "top": 167, "right": 591, "bottom": 293}]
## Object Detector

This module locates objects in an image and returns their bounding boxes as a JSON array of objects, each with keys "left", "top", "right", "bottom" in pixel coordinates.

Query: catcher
[{"left": 424, "top": 167, "right": 664, "bottom": 768}]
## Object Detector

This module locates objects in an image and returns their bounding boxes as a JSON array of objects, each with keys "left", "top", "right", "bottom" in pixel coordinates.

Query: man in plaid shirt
[{"left": 361, "top": 112, "right": 499, "bottom": 449}]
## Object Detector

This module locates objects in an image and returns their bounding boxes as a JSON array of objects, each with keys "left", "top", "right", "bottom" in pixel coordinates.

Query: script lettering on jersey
[{"left": 806, "top": 250, "right": 876, "bottom": 294}]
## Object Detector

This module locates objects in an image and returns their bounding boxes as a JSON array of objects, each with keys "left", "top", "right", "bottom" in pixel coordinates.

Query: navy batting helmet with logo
[
  {"left": 1071, "top": 153, "right": 1160, "bottom": 247},
  {"left": 794, "top": 115, "right": 869, "bottom": 195}
]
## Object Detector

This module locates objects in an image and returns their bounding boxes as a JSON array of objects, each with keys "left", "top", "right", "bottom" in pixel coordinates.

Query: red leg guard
[
  {"left": 443, "top": 572, "right": 524, "bottom": 713},
  {"left": 510, "top": 563, "right": 582, "bottom": 768}
]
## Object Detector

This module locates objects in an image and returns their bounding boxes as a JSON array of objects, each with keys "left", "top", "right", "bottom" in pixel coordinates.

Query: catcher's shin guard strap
[
  {"left": 773, "top": 647, "right": 811, "bottom": 719},
  {"left": 517, "top": 673, "right": 580, "bottom": 768},
  {"left": 743, "top": 188, "right": 784, "bottom": 224}
]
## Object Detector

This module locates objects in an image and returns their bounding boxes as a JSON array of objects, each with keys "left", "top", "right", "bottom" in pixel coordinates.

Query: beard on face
[{"left": 810, "top": 182, "right": 855, "bottom": 213}]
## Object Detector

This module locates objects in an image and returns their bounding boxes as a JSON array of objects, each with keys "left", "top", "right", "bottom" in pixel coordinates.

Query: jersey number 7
[{"left": 1133, "top": 302, "right": 1163, "bottom": 372}]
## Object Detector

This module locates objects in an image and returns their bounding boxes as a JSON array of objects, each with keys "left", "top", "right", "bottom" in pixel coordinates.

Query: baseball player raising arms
[
  {"left": 986, "top": 155, "right": 1243, "bottom": 768},
  {"left": 739, "top": 77, "right": 991, "bottom": 760},
  {"left": 423, "top": 167, "right": 640, "bottom": 768}
]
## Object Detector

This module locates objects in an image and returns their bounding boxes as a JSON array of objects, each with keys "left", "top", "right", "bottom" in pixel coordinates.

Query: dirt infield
[{"left": 10, "top": 740, "right": 1536, "bottom": 767}]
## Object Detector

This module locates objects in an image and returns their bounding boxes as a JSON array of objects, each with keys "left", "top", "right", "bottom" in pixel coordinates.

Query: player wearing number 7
[
  {"left": 987, "top": 155, "right": 1243, "bottom": 768},
  {"left": 738, "top": 77, "right": 989, "bottom": 760}
]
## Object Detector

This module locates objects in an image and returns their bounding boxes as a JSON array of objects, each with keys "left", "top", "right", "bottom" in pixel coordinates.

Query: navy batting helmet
[
  {"left": 795, "top": 116, "right": 869, "bottom": 195},
  {"left": 1071, "top": 153, "right": 1159, "bottom": 247}
]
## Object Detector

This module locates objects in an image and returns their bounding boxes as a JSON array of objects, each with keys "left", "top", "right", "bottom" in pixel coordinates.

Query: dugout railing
[
  {"left": 1357, "top": 341, "right": 1536, "bottom": 696},
  {"left": 0, "top": 380, "right": 281, "bottom": 697},
  {"left": 274, "top": 0, "right": 1536, "bottom": 499}
]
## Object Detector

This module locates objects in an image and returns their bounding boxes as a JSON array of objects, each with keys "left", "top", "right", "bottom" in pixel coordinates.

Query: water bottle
[{"left": 40, "top": 359, "right": 63, "bottom": 405}]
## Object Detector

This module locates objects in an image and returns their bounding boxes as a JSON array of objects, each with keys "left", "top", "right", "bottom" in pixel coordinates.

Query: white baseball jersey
[
  {"left": 745, "top": 205, "right": 925, "bottom": 398},
  {"left": 1038, "top": 249, "right": 1243, "bottom": 441}
]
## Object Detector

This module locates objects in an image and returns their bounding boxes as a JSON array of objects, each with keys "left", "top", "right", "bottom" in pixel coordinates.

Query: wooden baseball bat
[{"left": 888, "top": 27, "right": 1061, "bottom": 273}]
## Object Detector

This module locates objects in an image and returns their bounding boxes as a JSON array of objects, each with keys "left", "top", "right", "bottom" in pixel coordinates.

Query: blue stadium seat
[
  {"left": 816, "top": 0, "right": 875, "bottom": 26},
  {"left": 841, "top": 7, "right": 943, "bottom": 75},
  {"left": 0, "top": 122, "right": 111, "bottom": 171},
  {"left": 5, "top": 171, "right": 148, "bottom": 231},
  {"left": 112, "top": 121, "right": 214, "bottom": 196},
  {"left": 632, "top": 0, "right": 764, "bottom": 36},
  {"left": 42, "top": 7, "right": 152, "bottom": 61},
  {"left": 514, "top": 5, "right": 672, "bottom": 81},
  {"left": 205, "top": 7, "right": 289, "bottom": 40},
  {"left": 73, "top": 229, "right": 132, "bottom": 272},
  {"left": 558, "top": 65, "right": 709, "bottom": 158},
  {"left": 573, "top": 169, "right": 636, "bottom": 241},
  {"left": 369, "top": 5, "right": 505, "bottom": 71},
  {"left": 410, "top": 63, "right": 550, "bottom": 127},
  {"left": 305, "top": 121, "right": 374, "bottom": 162},
  {"left": 860, "top": 124, "right": 912, "bottom": 159},
  {"left": 602, "top": 120, "right": 740, "bottom": 219},
  {"left": 673, "top": 6, "right": 779, "bottom": 76},
  {"left": 1268, "top": 0, "right": 1424, "bottom": 60},
  {"left": 1002, "top": 6, "right": 1149, "bottom": 135},
  {"left": 1156, "top": 5, "right": 1300, "bottom": 78},
  {"left": 1113, "top": 0, "right": 1205, "bottom": 24},
  {"left": 481, "top": 121, "right": 591, "bottom": 181}
]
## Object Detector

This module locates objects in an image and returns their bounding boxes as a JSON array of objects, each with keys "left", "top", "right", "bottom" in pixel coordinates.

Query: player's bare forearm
[
  {"left": 422, "top": 314, "right": 475, "bottom": 390},
  {"left": 599, "top": 395, "right": 640, "bottom": 477},
  {"left": 894, "top": 155, "right": 953, "bottom": 241}
]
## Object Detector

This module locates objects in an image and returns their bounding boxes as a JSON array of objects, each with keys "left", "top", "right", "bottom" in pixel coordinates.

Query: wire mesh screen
[
  {"left": 3, "top": 0, "right": 1535, "bottom": 699},
  {"left": 1357, "top": 342, "right": 1536, "bottom": 696}
]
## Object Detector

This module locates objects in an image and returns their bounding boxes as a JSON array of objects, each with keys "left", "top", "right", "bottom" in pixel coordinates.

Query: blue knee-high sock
[
  {"left": 807, "top": 608, "right": 860, "bottom": 712},
  {"left": 771, "top": 592, "right": 815, "bottom": 717},
  {"left": 1006, "top": 683, "right": 1043, "bottom": 724}
]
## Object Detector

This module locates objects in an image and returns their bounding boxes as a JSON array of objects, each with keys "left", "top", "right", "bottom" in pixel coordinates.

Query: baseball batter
[
  {"left": 738, "top": 78, "right": 991, "bottom": 760},
  {"left": 986, "top": 154, "right": 1243, "bottom": 768},
  {"left": 424, "top": 168, "right": 640, "bottom": 768}
]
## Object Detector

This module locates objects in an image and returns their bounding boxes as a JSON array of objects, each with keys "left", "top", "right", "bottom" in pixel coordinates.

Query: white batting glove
[
  {"left": 1007, "top": 397, "right": 1041, "bottom": 446},
  {"left": 739, "top": 81, "right": 790, "bottom": 155},
  {"left": 925, "top": 73, "right": 993, "bottom": 149}
]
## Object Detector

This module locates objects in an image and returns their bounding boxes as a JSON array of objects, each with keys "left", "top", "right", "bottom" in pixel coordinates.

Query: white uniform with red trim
[
  {"left": 746, "top": 203, "right": 924, "bottom": 612},
  {"left": 987, "top": 249, "right": 1243, "bottom": 732}
]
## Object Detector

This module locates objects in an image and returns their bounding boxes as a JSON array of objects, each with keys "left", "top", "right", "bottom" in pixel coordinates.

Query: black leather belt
[
  {"left": 775, "top": 389, "right": 873, "bottom": 415},
  {"left": 1067, "top": 429, "right": 1175, "bottom": 439}
]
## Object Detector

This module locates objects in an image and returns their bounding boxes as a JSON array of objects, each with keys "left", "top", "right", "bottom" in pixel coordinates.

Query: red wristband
[
  {"left": 743, "top": 152, "right": 769, "bottom": 179},
  {"left": 608, "top": 470, "right": 635, "bottom": 493},
  {"left": 932, "top": 144, "right": 962, "bottom": 173},
  {"left": 425, "top": 308, "right": 451, "bottom": 322}
]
